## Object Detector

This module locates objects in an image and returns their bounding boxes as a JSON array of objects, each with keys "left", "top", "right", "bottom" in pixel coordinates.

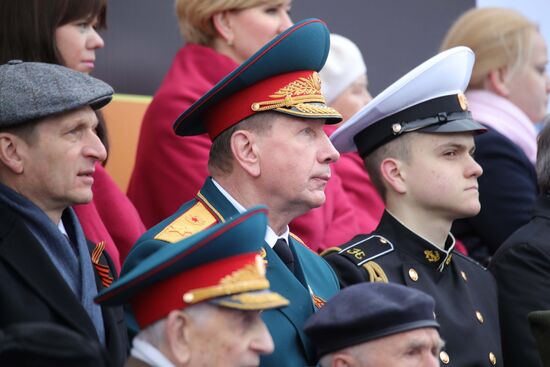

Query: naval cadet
[
  {"left": 96, "top": 208, "right": 288, "bottom": 367},
  {"left": 130, "top": 19, "right": 342, "bottom": 367},
  {"left": 322, "top": 47, "right": 502, "bottom": 366}
]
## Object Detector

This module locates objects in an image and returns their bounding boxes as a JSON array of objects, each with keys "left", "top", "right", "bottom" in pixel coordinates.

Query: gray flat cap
[{"left": 0, "top": 60, "right": 114, "bottom": 127}]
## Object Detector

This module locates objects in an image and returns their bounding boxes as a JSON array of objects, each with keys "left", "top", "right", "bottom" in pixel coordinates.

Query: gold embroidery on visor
[{"left": 250, "top": 72, "right": 340, "bottom": 118}]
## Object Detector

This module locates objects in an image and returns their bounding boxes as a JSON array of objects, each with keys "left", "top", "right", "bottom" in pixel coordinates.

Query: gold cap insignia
[{"left": 457, "top": 93, "right": 468, "bottom": 111}]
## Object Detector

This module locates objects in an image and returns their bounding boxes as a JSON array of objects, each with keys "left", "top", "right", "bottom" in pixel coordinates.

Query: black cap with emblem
[
  {"left": 330, "top": 46, "right": 486, "bottom": 158},
  {"left": 303, "top": 282, "right": 439, "bottom": 359}
]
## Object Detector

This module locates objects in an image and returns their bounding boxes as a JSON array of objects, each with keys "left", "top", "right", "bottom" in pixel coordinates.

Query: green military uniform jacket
[{"left": 135, "top": 177, "right": 340, "bottom": 366}]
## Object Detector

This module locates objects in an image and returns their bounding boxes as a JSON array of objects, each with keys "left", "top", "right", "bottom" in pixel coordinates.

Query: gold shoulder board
[{"left": 154, "top": 201, "right": 219, "bottom": 243}]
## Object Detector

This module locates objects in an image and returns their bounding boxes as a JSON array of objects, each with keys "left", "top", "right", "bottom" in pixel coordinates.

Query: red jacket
[{"left": 127, "top": 45, "right": 238, "bottom": 227}]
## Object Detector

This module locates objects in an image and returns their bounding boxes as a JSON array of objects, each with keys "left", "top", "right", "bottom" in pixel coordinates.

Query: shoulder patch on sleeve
[
  {"left": 154, "top": 201, "right": 220, "bottom": 243},
  {"left": 338, "top": 235, "right": 394, "bottom": 267}
]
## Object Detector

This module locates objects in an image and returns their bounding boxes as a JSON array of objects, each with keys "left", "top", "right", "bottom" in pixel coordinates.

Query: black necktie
[{"left": 273, "top": 238, "right": 295, "bottom": 274}]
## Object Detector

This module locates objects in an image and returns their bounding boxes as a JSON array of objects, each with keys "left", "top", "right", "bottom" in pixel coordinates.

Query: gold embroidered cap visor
[
  {"left": 94, "top": 207, "right": 288, "bottom": 329},
  {"left": 173, "top": 18, "right": 342, "bottom": 140}
]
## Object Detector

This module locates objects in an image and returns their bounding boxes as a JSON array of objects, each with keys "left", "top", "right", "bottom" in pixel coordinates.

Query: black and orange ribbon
[{"left": 91, "top": 241, "right": 114, "bottom": 288}]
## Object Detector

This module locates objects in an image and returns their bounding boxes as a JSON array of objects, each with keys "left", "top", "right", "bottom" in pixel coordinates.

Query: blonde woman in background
[{"left": 441, "top": 7, "right": 550, "bottom": 264}]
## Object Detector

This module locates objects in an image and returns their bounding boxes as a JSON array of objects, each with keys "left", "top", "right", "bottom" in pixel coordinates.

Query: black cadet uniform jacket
[{"left": 324, "top": 211, "right": 502, "bottom": 367}]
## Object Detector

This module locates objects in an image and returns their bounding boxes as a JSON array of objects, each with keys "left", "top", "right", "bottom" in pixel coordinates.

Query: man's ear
[
  {"left": 485, "top": 67, "right": 511, "bottom": 97},
  {"left": 212, "top": 11, "right": 235, "bottom": 46},
  {"left": 164, "top": 310, "right": 192, "bottom": 365},
  {"left": 0, "top": 133, "right": 25, "bottom": 174},
  {"left": 380, "top": 157, "right": 407, "bottom": 195},
  {"left": 231, "top": 130, "right": 261, "bottom": 177},
  {"left": 331, "top": 352, "right": 358, "bottom": 367}
]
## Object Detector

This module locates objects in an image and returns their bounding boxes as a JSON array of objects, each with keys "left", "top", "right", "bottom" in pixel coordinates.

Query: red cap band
[
  {"left": 204, "top": 70, "right": 315, "bottom": 140},
  {"left": 130, "top": 252, "right": 259, "bottom": 328}
]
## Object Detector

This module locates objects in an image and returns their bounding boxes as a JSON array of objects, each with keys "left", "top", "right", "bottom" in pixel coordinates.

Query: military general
[
  {"left": 129, "top": 19, "right": 342, "bottom": 367},
  {"left": 323, "top": 47, "right": 502, "bottom": 366}
]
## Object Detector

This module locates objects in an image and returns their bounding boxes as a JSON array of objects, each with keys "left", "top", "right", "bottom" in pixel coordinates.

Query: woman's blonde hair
[
  {"left": 175, "top": 0, "right": 285, "bottom": 46},
  {"left": 440, "top": 7, "right": 538, "bottom": 89}
]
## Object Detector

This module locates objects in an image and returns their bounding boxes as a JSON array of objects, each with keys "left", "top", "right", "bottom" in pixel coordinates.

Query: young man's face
[
  {"left": 399, "top": 132, "right": 483, "bottom": 220},
  {"left": 186, "top": 306, "right": 274, "bottom": 366},
  {"left": 254, "top": 115, "right": 340, "bottom": 217},
  {"left": 17, "top": 106, "right": 107, "bottom": 220}
]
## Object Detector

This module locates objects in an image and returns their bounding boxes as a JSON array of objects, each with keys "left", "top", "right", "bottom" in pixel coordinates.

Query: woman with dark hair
[
  {"left": 0, "top": 0, "right": 146, "bottom": 272},
  {"left": 0, "top": 0, "right": 106, "bottom": 67}
]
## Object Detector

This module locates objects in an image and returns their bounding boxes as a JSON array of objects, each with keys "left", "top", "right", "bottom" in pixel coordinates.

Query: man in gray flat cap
[
  {"left": 304, "top": 282, "right": 443, "bottom": 367},
  {"left": 0, "top": 61, "right": 127, "bottom": 366}
]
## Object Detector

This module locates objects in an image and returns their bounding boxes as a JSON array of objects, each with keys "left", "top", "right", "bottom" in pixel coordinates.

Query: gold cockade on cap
[{"left": 457, "top": 93, "right": 468, "bottom": 111}]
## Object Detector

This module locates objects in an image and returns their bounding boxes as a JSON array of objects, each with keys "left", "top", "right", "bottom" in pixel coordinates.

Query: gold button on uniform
[
  {"left": 476, "top": 311, "right": 484, "bottom": 324},
  {"left": 489, "top": 352, "right": 497, "bottom": 365},
  {"left": 460, "top": 271, "right": 467, "bottom": 281},
  {"left": 440, "top": 351, "right": 450, "bottom": 364},
  {"left": 408, "top": 268, "right": 419, "bottom": 281}
]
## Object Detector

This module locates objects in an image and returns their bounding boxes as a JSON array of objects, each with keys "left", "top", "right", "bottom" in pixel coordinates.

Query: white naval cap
[{"left": 330, "top": 46, "right": 486, "bottom": 157}]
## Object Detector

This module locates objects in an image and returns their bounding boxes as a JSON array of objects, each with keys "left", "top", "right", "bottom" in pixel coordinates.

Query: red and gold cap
[{"left": 173, "top": 19, "right": 342, "bottom": 140}]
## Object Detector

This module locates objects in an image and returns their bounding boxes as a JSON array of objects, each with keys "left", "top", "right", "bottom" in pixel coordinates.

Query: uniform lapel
[
  {"left": 202, "top": 178, "right": 316, "bottom": 360},
  {"left": 263, "top": 243, "right": 315, "bottom": 358},
  {"left": 196, "top": 178, "right": 239, "bottom": 221}
]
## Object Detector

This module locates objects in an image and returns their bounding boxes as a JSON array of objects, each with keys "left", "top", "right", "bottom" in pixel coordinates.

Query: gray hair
[{"left": 134, "top": 303, "right": 213, "bottom": 348}]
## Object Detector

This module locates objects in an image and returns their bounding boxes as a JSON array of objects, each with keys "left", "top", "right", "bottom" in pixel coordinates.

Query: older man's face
[
  {"left": 16, "top": 106, "right": 106, "bottom": 219},
  {"left": 345, "top": 327, "right": 442, "bottom": 367},
  {"left": 186, "top": 305, "right": 274, "bottom": 366},
  {"left": 254, "top": 115, "right": 340, "bottom": 217}
]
